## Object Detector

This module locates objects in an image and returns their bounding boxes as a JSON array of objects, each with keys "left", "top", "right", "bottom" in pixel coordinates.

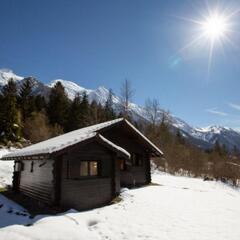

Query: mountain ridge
[{"left": 1, "top": 68, "right": 240, "bottom": 151}]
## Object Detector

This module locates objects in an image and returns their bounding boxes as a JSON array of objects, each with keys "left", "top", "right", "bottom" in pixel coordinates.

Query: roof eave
[
  {"left": 1, "top": 153, "right": 51, "bottom": 161},
  {"left": 123, "top": 119, "right": 164, "bottom": 156},
  {"left": 96, "top": 134, "right": 131, "bottom": 160}
]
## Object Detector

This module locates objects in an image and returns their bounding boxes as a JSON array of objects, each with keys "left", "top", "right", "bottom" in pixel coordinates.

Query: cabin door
[
  {"left": 12, "top": 161, "right": 21, "bottom": 192},
  {"left": 12, "top": 172, "right": 20, "bottom": 192},
  {"left": 113, "top": 158, "right": 124, "bottom": 194},
  {"left": 55, "top": 157, "right": 63, "bottom": 206}
]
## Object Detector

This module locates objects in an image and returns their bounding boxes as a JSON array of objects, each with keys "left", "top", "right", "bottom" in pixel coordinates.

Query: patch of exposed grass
[
  {"left": 111, "top": 196, "right": 122, "bottom": 204},
  {"left": 147, "top": 183, "right": 163, "bottom": 186},
  {"left": 0, "top": 187, "right": 6, "bottom": 193}
]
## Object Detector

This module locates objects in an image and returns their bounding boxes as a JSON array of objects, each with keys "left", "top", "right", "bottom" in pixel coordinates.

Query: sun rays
[
  {"left": 176, "top": 3, "right": 240, "bottom": 76},
  {"left": 201, "top": 13, "right": 228, "bottom": 41}
]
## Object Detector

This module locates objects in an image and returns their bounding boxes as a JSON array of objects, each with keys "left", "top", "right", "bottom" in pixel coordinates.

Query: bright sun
[
  {"left": 201, "top": 13, "right": 228, "bottom": 41},
  {"left": 177, "top": 6, "right": 238, "bottom": 75}
]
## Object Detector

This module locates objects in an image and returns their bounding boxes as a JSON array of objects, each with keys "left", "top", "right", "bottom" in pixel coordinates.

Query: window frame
[
  {"left": 79, "top": 160, "right": 99, "bottom": 178},
  {"left": 30, "top": 161, "right": 34, "bottom": 173},
  {"left": 132, "top": 153, "right": 143, "bottom": 167},
  {"left": 14, "top": 161, "right": 24, "bottom": 172},
  {"left": 120, "top": 158, "right": 127, "bottom": 171}
]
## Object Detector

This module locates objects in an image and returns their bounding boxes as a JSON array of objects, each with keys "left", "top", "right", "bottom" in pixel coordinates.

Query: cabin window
[
  {"left": 80, "top": 161, "right": 98, "bottom": 177},
  {"left": 120, "top": 159, "right": 126, "bottom": 171},
  {"left": 80, "top": 161, "right": 88, "bottom": 176},
  {"left": 90, "top": 162, "right": 98, "bottom": 176},
  {"left": 132, "top": 153, "right": 143, "bottom": 166},
  {"left": 14, "top": 162, "right": 23, "bottom": 172},
  {"left": 30, "top": 161, "right": 34, "bottom": 172}
]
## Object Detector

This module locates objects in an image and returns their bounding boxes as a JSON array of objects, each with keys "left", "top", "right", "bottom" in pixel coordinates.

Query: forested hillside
[
  {"left": 0, "top": 78, "right": 239, "bottom": 185},
  {"left": 0, "top": 78, "right": 116, "bottom": 145}
]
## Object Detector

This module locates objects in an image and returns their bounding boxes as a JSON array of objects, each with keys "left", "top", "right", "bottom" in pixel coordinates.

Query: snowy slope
[
  {"left": 1, "top": 68, "right": 240, "bottom": 151},
  {"left": 48, "top": 78, "right": 240, "bottom": 150},
  {"left": 49, "top": 79, "right": 121, "bottom": 107},
  {"left": 49, "top": 79, "right": 91, "bottom": 100},
  {"left": 0, "top": 149, "right": 14, "bottom": 188},
  {"left": 0, "top": 172, "right": 240, "bottom": 239},
  {"left": 0, "top": 69, "right": 23, "bottom": 86},
  {"left": 195, "top": 125, "right": 240, "bottom": 145}
]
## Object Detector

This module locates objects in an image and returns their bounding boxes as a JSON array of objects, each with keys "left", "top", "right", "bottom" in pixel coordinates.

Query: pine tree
[
  {"left": 97, "top": 103, "right": 106, "bottom": 123},
  {"left": 18, "top": 77, "right": 35, "bottom": 121},
  {"left": 47, "top": 81, "right": 70, "bottom": 131},
  {"left": 89, "top": 100, "right": 99, "bottom": 124},
  {"left": 0, "top": 79, "right": 21, "bottom": 141},
  {"left": 0, "top": 93, "right": 5, "bottom": 138},
  {"left": 104, "top": 89, "right": 115, "bottom": 120},
  {"left": 79, "top": 91, "right": 90, "bottom": 127},
  {"left": 66, "top": 93, "right": 82, "bottom": 131},
  {"left": 35, "top": 94, "right": 46, "bottom": 112}
]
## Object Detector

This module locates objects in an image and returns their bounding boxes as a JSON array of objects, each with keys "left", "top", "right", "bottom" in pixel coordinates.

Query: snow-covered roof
[
  {"left": 1, "top": 118, "right": 163, "bottom": 160},
  {"left": 123, "top": 120, "right": 163, "bottom": 156},
  {"left": 97, "top": 134, "right": 131, "bottom": 159}
]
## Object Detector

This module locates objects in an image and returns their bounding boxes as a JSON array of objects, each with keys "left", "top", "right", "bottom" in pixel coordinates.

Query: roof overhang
[
  {"left": 0, "top": 133, "right": 130, "bottom": 161},
  {"left": 98, "top": 119, "right": 163, "bottom": 157},
  {"left": 0, "top": 118, "right": 163, "bottom": 160},
  {"left": 95, "top": 134, "right": 130, "bottom": 160}
]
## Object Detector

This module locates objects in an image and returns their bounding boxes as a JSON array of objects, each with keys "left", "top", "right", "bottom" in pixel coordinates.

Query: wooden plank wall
[
  {"left": 61, "top": 178, "right": 112, "bottom": 210},
  {"left": 19, "top": 159, "right": 54, "bottom": 203},
  {"left": 102, "top": 127, "right": 150, "bottom": 186},
  {"left": 60, "top": 141, "right": 116, "bottom": 210}
]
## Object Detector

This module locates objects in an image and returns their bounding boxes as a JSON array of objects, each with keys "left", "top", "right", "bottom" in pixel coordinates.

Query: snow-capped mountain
[
  {"left": 0, "top": 69, "right": 23, "bottom": 86},
  {"left": 193, "top": 126, "right": 240, "bottom": 150},
  {"left": 0, "top": 69, "right": 50, "bottom": 97},
  {"left": 47, "top": 79, "right": 240, "bottom": 151},
  {"left": 49, "top": 79, "right": 89, "bottom": 100},
  {"left": 49, "top": 79, "right": 121, "bottom": 107},
  {"left": 1, "top": 69, "right": 240, "bottom": 151}
]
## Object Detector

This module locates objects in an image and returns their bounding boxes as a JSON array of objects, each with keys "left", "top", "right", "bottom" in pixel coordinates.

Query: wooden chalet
[{"left": 1, "top": 118, "right": 163, "bottom": 210}]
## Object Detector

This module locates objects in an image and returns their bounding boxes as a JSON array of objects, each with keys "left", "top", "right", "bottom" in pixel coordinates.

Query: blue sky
[{"left": 1, "top": 0, "right": 240, "bottom": 129}]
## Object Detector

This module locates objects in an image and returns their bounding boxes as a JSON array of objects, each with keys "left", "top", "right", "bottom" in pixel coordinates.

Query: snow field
[
  {"left": 0, "top": 149, "right": 14, "bottom": 188},
  {"left": 0, "top": 149, "right": 240, "bottom": 240}
]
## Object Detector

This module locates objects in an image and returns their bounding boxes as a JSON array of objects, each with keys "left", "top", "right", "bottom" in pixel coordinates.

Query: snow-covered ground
[
  {"left": 0, "top": 149, "right": 240, "bottom": 239},
  {"left": 0, "top": 168, "right": 239, "bottom": 239},
  {"left": 0, "top": 149, "right": 14, "bottom": 188}
]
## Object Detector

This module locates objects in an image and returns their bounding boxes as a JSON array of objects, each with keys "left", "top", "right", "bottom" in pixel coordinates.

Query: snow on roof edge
[
  {"left": 1, "top": 118, "right": 124, "bottom": 159},
  {"left": 1, "top": 117, "right": 163, "bottom": 160},
  {"left": 3, "top": 133, "right": 97, "bottom": 159},
  {"left": 97, "top": 134, "right": 131, "bottom": 158},
  {"left": 124, "top": 119, "right": 163, "bottom": 156}
]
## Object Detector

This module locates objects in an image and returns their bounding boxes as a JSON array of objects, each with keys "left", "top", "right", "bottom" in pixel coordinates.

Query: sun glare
[
  {"left": 201, "top": 13, "right": 228, "bottom": 41},
  {"left": 176, "top": 5, "right": 239, "bottom": 75}
]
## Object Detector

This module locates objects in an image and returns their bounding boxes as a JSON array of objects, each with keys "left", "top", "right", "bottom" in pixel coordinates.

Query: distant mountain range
[{"left": 1, "top": 68, "right": 240, "bottom": 151}]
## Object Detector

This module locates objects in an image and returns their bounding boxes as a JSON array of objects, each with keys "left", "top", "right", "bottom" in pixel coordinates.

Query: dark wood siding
[
  {"left": 114, "top": 158, "right": 121, "bottom": 194},
  {"left": 60, "top": 141, "right": 117, "bottom": 210},
  {"left": 61, "top": 178, "right": 112, "bottom": 210},
  {"left": 101, "top": 126, "right": 150, "bottom": 186},
  {"left": 19, "top": 159, "right": 54, "bottom": 203}
]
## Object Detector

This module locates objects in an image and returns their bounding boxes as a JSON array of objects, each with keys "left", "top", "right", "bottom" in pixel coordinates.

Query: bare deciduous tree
[
  {"left": 23, "top": 111, "right": 63, "bottom": 143},
  {"left": 145, "top": 98, "right": 161, "bottom": 127},
  {"left": 120, "top": 79, "right": 134, "bottom": 118}
]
